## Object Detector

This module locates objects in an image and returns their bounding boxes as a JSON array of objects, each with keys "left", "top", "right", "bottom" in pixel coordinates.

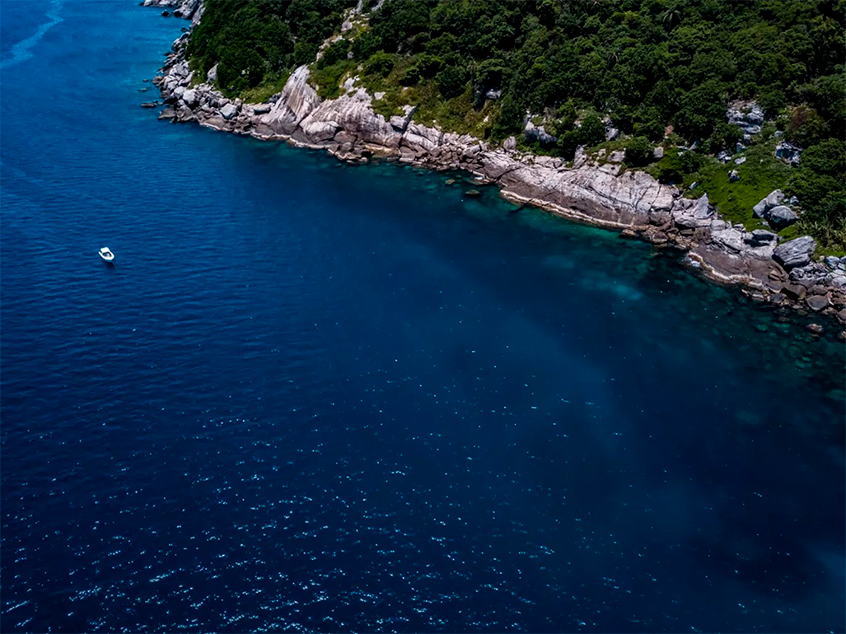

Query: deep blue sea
[{"left": 2, "top": 2, "right": 844, "bottom": 632}]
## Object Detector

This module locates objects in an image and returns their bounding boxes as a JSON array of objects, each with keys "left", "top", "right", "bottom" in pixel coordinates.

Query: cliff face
[
  {"left": 151, "top": 29, "right": 846, "bottom": 327},
  {"left": 162, "top": 50, "right": 676, "bottom": 229}
]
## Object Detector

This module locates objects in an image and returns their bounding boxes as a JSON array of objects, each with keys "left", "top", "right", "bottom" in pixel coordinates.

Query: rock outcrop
[
  {"left": 753, "top": 189, "right": 784, "bottom": 217},
  {"left": 147, "top": 15, "right": 845, "bottom": 323},
  {"left": 142, "top": 0, "right": 201, "bottom": 22},
  {"left": 775, "top": 140, "right": 801, "bottom": 166},
  {"left": 727, "top": 100, "right": 764, "bottom": 142},
  {"left": 767, "top": 205, "right": 798, "bottom": 229},
  {"left": 752, "top": 189, "right": 800, "bottom": 229},
  {"left": 773, "top": 236, "right": 817, "bottom": 269}
]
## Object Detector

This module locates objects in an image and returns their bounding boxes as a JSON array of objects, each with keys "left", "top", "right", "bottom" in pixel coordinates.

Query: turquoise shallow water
[{"left": 1, "top": 2, "right": 844, "bottom": 632}]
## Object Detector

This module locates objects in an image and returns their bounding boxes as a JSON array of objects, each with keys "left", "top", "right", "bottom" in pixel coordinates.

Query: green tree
[
  {"left": 786, "top": 105, "right": 828, "bottom": 147},
  {"left": 436, "top": 65, "right": 469, "bottom": 99},
  {"left": 578, "top": 113, "right": 607, "bottom": 147},
  {"left": 625, "top": 136, "right": 655, "bottom": 166}
]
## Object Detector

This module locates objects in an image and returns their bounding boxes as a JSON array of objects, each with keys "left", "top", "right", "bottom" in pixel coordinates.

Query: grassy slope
[{"left": 693, "top": 137, "right": 793, "bottom": 232}]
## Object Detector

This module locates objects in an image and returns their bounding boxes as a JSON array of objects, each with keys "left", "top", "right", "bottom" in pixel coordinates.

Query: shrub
[
  {"left": 798, "top": 138, "right": 846, "bottom": 176},
  {"left": 557, "top": 129, "right": 582, "bottom": 160},
  {"left": 625, "top": 136, "right": 655, "bottom": 166},
  {"left": 363, "top": 51, "right": 396, "bottom": 77},
  {"left": 706, "top": 123, "right": 743, "bottom": 153},
  {"left": 673, "top": 79, "right": 728, "bottom": 142},
  {"left": 476, "top": 58, "right": 507, "bottom": 90},
  {"left": 436, "top": 65, "right": 469, "bottom": 99},
  {"left": 633, "top": 119, "right": 665, "bottom": 142},
  {"left": 785, "top": 105, "right": 828, "bottom": 148},
  {"left": 650, "top": 149, "right": 705, "bottom": 184},
  {"left": 787, "top": 139, "right": 846, "bottom": 209},
  {"left": 611, "top": 105, "right": 635, "bottom": 134},
  {"left": 578, "top": 113, "right": 606, "bottom": 147},
  {"left": 352, "top": 30, "right": 383, "bottom": 59},
  {"left": 317, "top": 39, "right": 350, "bottom": 69},
  {"left": 293, "top": 41, "right": 319, "bottom": 66},
  {"left": 757, "top": 84, "right": 786, "bottom": 117},
  {"left": 490, "top": 93, "right": 523, "bottom": 140}
]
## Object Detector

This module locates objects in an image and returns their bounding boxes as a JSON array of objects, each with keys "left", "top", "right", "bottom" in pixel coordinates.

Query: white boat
[{"left": 99, "top": 247, "right": 115, "bottom": 263}]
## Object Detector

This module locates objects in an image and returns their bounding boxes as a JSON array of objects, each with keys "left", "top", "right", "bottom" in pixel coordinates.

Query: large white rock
[
  {"left": 711, "top": 227, "right": 745, "bottom": 252},
  {"left": 181, "top": 88, "right": 198, "bottom": 107},
  {"left": 673, "top": 193, "right": 713, "bottom": 228},
  {"left": 220, "top": 103, "right": 239, "bottom": 120},
  {"left": 389, "top": 105, "right": 416, "bottom": 132},
  {"left": 767, "top": 205, "right": 798, "bottom": 229},
  {"left": 255, "top": 66, "right": 321, "bottom": 138},
  {"left": 482, "top": 154, "right": 674, "bottom": 227},
  {"left": 773, "top": 236, "right": 817, "bottom": 269},
  {"left": 300, "top": 87, "right": 401, "bottom": 149}
]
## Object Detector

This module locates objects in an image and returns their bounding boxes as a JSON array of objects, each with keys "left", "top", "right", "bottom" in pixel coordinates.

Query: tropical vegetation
[{"left": 185, "top": 0, "right": 846, "bottom": 251}]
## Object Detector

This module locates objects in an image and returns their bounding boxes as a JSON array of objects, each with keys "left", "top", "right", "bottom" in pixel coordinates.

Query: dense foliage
[
  {"left": 361, "top": 0, "right": 844, "bottom": 145},
  {"left": 186, "top": 0, "right": 356, "bottom": 95},
  {"left": 185, "top": 0, "right": 846, "bottom": 251},
  {"left": 788, "top": 138, "right": 846, "bottom": 250}
]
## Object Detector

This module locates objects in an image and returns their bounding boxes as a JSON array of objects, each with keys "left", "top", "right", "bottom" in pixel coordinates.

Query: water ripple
[{"left": 1, "top": 3, "right": 844, "bottom": 633}]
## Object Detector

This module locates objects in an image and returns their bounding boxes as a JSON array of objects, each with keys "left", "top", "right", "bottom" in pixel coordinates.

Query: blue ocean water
[{"left": 1, "top": 2, "right": 844, "bottom": 632}]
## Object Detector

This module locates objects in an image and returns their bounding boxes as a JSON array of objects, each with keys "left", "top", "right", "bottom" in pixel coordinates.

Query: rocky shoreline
[{"left": 143, "top": 1, "right": 846, "bottom": 337}]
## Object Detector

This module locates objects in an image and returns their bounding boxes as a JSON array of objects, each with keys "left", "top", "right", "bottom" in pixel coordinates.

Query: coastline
[{"left": 143, "top": 1, "right": 846, "bottom": 336}]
